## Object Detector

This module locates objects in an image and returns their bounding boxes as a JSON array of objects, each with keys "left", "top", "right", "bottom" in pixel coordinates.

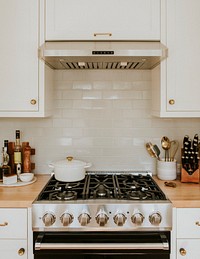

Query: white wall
[{"left": 0, "top": 70, "right": 200, "bottom": 174}]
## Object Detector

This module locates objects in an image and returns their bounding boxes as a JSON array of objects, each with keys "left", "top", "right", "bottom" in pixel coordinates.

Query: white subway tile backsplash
[
  {"left": 1, "top": 70, "right": 200, "bottom": 175},
  {"left": 53, "top": 118, "right": 73, "bottom": 128},
  {"left": 82, "top": 91, "right": 102, "bottom": 99},
  {"left": 93, "top": 81, "right": 113, "bottom": 90},
  {"left": 73, "top": 100, "right": 93, "bottom": 109},
  {"left": 112, "top": 82, "right": 133, "bottom": 90},
  {"left": 63, "top": 128, "right": 83, "bottom": 137},
  {"left": 62, "top": 90, "right": 83, "bottom": 99}
]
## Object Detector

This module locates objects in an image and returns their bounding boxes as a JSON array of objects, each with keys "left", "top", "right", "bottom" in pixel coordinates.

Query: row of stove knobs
[{"left": 42, "top": 211, "right": 162, "bottom": 227}]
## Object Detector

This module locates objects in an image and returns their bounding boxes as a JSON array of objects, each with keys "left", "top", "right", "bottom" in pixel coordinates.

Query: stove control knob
[
  {"left": 131, "top": 213, "right": 145, "bottom": 225},
  {"left": 113, "top": 213, "right": 127, "bottom": 226},
  {"left": 149, "top": 212, "right": 162, "bottom": 225},
  {"left": 96, "top": 210, "right": 109, "bottom": 227},
  {"left": 78, "top": 213, "right": 91, "bottom": 226},
  {"left": 60, "top": 213, "right": 74, "bottom": 226},
  {"left": 42, "top": 213, "right": 56, "bottom": 227}
]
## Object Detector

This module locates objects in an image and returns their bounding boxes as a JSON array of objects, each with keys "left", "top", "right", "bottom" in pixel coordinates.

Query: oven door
[{"left": 33, "top": 231, "right": 170, "bottom": 259}]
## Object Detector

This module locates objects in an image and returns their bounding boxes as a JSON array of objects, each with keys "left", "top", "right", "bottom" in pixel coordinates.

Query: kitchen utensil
[
  {"left": 169, "top": 140, "right": 179, "bottom": 161},
  {"left": 145, "top": 142, "right": 158, "bottom": 159},
  {"left": 49, "top": 156, "right": 92, "bottom": 182},
  {"left": 164, "top": 181, "right": 176, "bottom": 188},
  {"left": 161, "top": 136, "right": 171, "bottom": 161},
  {"left": 153, "top": 144, "right": 161, "bottom": 160}
]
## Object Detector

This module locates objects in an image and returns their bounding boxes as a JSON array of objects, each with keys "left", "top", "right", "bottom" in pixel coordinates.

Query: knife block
[
  {"left": 181, "top": 147, "right": 200, "bottom": 183},
  {"left": 181, "top": 167, "right": 199, "bottom": 183}
]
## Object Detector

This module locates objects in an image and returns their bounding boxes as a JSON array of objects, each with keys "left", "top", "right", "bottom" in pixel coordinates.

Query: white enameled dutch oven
[{"left": 49, "top": 156, "right": 92, "bottom": 182}]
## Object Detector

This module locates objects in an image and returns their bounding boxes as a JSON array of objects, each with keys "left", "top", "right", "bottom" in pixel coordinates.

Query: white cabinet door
[
  {"left": 176, "top": 209, "right": 200, "bottom": 259},
  {"left": 176, "top": 208, "right": 200, "bottom": 239},
  {"left": 177, "top": 239, "right": 200, "bottom": 259},
  {"left": 0, "top": 240, "right": 27, "bottom": 259},
  {"left": 46, "top": 0, "right": 160, "bottom": 41},
  {"left": 0, "top": 208, "right": 27, "bottom": 239},
  {"left": 166, "top": 0, "right": 200, "bottom": 113},
  {"left": 152, "top": 0, "right": 200, "bottom": 117},
  {"left": 0, "top": 0, "right": 39, "bottom": 112},
  {"left": 0, "top": 208, "right": 27, "bottom": 259}
]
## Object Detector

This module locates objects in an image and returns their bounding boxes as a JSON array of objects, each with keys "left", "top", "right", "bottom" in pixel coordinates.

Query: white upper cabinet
[
  {"left": 152, "top": 0, "right": 200, "bottom": 117},
  {"left": 45, "top": 0, "right": 161, "bottom": 41},
  {"left": 0, "top": 0, "right": 38, "bottom": 112},
  {"left": 0, "top": 0, "right": 53, "bottom": 117}
]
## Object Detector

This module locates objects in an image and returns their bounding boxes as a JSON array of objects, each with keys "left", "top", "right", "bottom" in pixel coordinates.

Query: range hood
[{"left": 39, "top": 41, "right": 167, "bottom": 70}]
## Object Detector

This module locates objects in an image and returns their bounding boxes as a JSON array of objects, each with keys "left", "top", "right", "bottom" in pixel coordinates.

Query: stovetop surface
[{"left": 36, "top": 171, "right": 167, "bottom": 202}]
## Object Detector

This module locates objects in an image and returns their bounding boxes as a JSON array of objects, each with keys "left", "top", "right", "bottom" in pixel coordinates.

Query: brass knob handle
[
  {"left": 179, "top": 248, "right": 186, "bottom": 256},
  {"left": 18, "top": 248, "right": 25, "bottom": 256},
  {"left": 66, "top": 156, "right": 73, "bottom": 161},
  {"left": 195, "top": 221, "right": 200, "bottom": 226},
  {"left": 169, "top": 99, "right": 175, "bottom": 105},
  {"left": 0, "top": 222, "right": 8, "bottom": 227},
  {"left": 30, "top": 99, "right": 37, "bottom": 105}
]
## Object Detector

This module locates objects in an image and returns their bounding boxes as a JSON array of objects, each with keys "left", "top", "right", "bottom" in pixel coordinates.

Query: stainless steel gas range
[{"left": 32, "top": 171, "right": 172, "bottom": 259}]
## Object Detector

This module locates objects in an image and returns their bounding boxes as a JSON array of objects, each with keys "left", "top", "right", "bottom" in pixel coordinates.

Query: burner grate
[
  {"left": 85, "top": 174, "right": 118, "bottom": 199},
  {"left": 37, "top": 176, "right": 87, "bottom": 201},
  {"left": 115, "top": 174, "right": 167, "bottom": 200},
  {"left": 36, "top": 173, "right": 167, "bottom": 201}
]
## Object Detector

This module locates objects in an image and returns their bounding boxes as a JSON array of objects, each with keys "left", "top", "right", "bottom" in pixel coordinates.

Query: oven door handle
[{"left": 35, "top": 234, "right": 169, "bottom": 251}]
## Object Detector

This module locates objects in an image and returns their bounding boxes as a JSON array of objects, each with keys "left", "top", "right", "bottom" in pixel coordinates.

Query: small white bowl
[{"left": 19, "top": 173, "right": 34, "bottom": 182}]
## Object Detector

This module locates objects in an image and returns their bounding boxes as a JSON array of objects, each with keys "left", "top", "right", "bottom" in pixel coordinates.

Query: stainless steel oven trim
[
  {"left": 35, "top": 233, "right": 169, "bottom": 251},
  {"left": 35, "top": 242, "right": 169, "bottom": 251}
]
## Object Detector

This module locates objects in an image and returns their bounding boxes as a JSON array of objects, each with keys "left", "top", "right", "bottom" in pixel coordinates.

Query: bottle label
[{"left": 14, "top": 152, "right": 22, "bottom": 164}]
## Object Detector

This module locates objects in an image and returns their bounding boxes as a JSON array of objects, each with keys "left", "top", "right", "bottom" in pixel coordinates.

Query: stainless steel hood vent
[{"left": 39, "top": 42, "right": 167, "bottom": 70}]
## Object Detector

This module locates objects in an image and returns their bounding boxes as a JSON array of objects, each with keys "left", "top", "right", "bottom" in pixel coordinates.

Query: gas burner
[
  {"left": 87, "top": 174, "right": 117, "bottom": 199},
  {"left": 55, "top": 191, "right": 77, "bottom": 200},
  {"left": 122, "top": 179, "right": 148, "bottom": 189},
  {"left": 93, "top": 184, "right": 111, "bottom": 198},
  {"left": 129, "top": 186, "right": 149, "bottom": 192},
  {"left": 127, "top": 191, "right": 150, "bottom": 200},
  {"left": 64, "top": 182, "right": 80, "bottom": 189}
]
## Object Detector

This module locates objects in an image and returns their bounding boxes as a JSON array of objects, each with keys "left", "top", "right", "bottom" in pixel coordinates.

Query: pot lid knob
[{"left": 66, "top": 156, "right": 73, "bottom": 161}]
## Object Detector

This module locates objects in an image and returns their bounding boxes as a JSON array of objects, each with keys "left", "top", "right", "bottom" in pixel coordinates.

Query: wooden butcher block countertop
[
  {"left": 154, "top": 175, "right": 200, "bottom": 208},
  {"left": 0, "top": 174, "right": 50, "bottom": 208},
  {"left": 1, "top": 174, "right": 200, "bottom": 208}
]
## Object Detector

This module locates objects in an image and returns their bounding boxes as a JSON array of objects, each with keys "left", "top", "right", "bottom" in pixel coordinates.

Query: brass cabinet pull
[
  {"left": 18, "top": 248, "right": 25, "bottom": 256},
  {"left": 0, "top": 222, "right": 8, "bottom": 227},
  {"left": 94, "top": 32, "right": 112, "bottom": 37},
  {"left": 30, "top": 99, "right": 37, "bottom": 105},
  {"left": 179, "top": 248, "right": 187, "bottom": 256},
  {"left": 169, "top": 99, "right": 175, "bottom": 105},
  {"left": 195, "top": 221, "right": 200, "bottom": 226}
]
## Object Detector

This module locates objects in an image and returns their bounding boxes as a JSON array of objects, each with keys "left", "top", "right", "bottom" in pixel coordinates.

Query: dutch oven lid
[{"left": 53, "top": 156, "right": 87, "bottom": 168}]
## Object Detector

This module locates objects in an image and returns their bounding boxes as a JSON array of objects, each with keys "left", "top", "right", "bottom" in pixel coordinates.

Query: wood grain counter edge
[
  {"left": 0, "top": 174, "right": 51, "bottom": 208},
  {"left": 1, "top": 174, "right": 200, "bottom": 208},
  {"left": 154, "top": 176, "right": 200, "bottom": 208}
]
